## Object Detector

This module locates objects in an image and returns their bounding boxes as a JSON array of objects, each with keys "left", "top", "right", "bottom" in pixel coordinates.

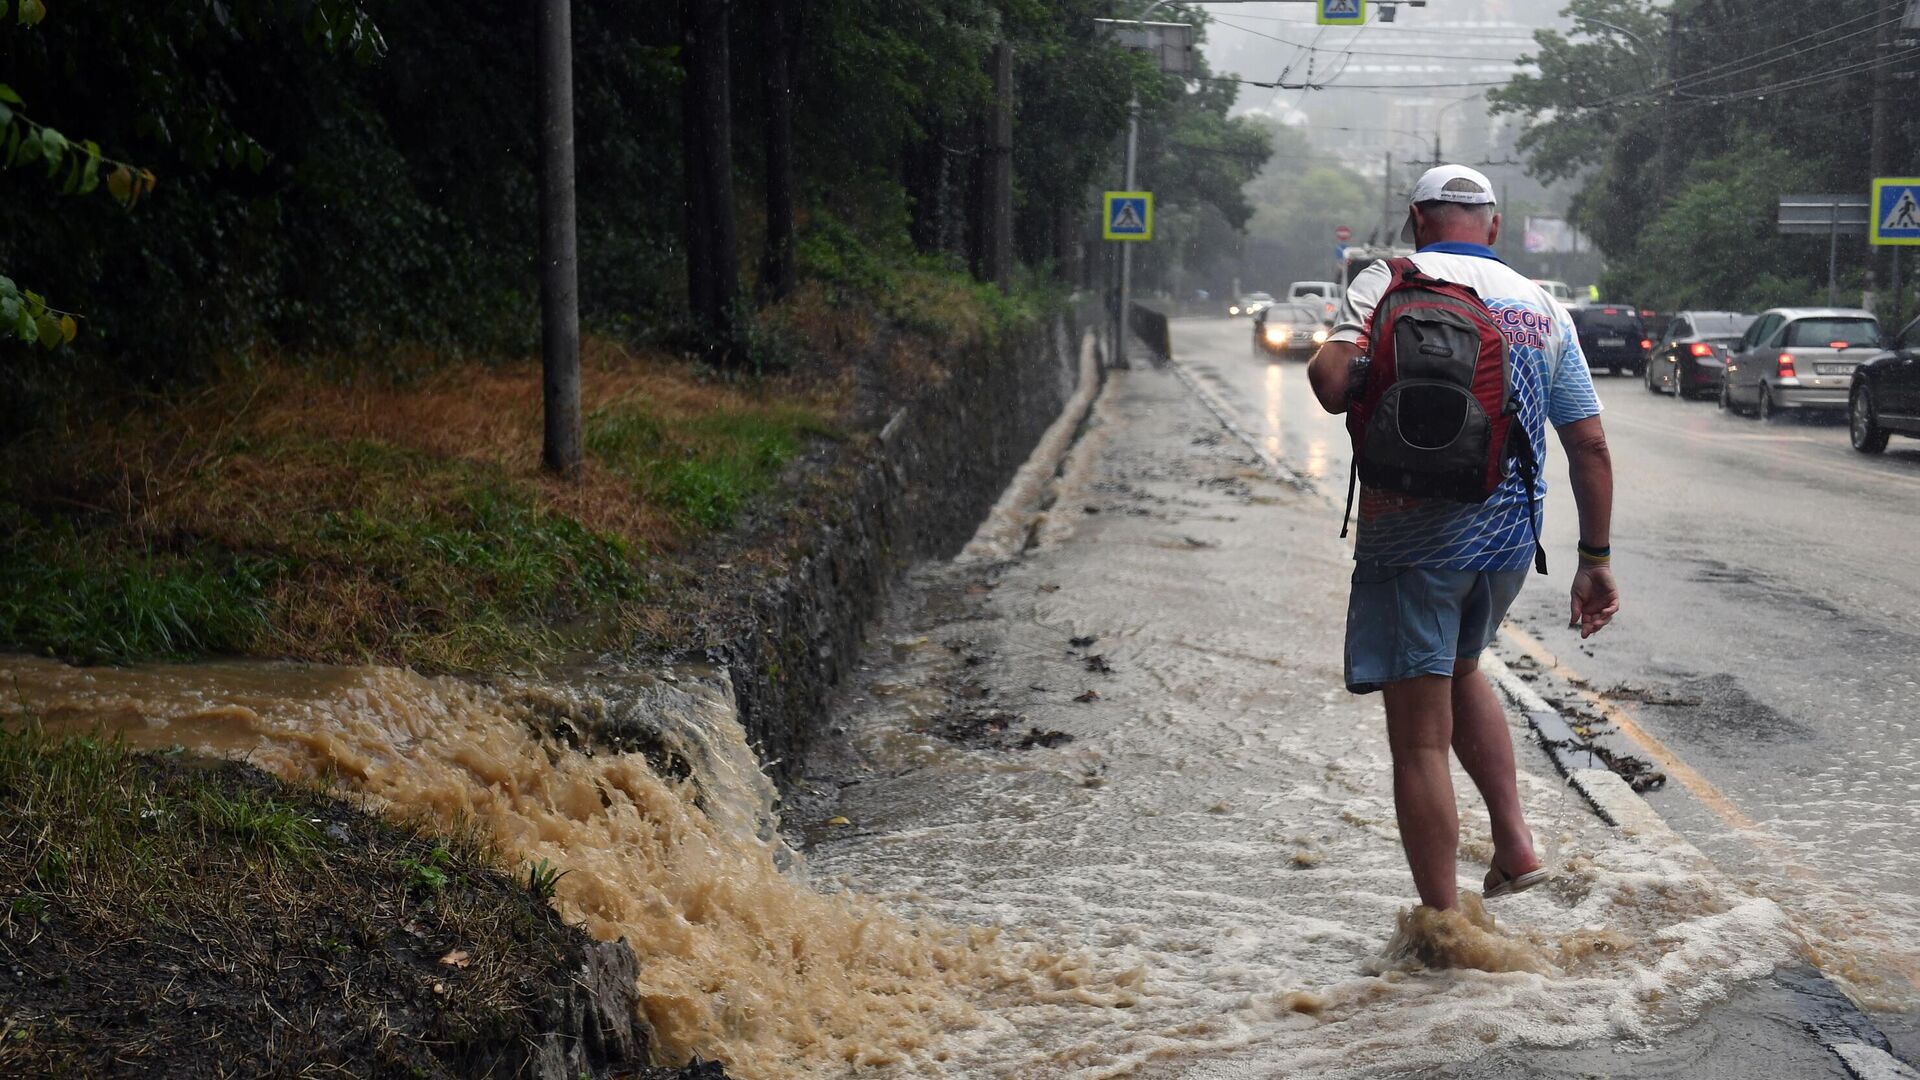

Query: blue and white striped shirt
[{"left": 1329, "top": 243, "right": 1603, "bottom": 571}]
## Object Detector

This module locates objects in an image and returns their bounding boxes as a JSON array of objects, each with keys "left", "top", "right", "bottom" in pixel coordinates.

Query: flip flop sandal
[{"left": 1483, "top": 866, "right": 1550, "bottom": 900}]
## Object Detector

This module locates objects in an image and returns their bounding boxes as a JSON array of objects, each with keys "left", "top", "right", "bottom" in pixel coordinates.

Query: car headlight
[
  {"left": 1312, "top": 329, "right": 1329, "bottom": 344},
  {"left": 1264, "top": 325, "right": 1288, "bottom": 345},
  {"left": 1229, "top": 306, "right": 1240, "bottom": 315}
]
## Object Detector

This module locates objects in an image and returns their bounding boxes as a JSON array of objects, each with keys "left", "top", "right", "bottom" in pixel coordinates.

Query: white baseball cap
[{"left": 1399, "top": 164, "right": 1497, "bottom": 244}]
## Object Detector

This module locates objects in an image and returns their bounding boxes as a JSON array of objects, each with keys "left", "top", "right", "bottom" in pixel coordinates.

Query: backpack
[{"left": 1339, "top": 257, "right": 1545, "bottom": 573}]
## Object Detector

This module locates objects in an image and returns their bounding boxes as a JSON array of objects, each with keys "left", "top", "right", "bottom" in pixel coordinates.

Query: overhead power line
[
  {"left": 1207, "top": 13, "right": 1528, "bottom": 62},
  {"left": 1562, "top": 10, "right": 1904, "bottom": 112}
]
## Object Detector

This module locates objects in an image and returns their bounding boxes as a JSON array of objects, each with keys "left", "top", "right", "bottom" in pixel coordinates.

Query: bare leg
[
  {"left": 1451, "top": 657, "right": 1540, "bottom": 890},
  {"left": 1381, "top": 674, "right": 1458, "bottom": 910}
]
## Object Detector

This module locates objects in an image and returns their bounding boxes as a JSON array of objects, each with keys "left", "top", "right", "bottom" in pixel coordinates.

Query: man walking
[{"left": 1307, "top": 165, "right": 1619, "bottom": 911}]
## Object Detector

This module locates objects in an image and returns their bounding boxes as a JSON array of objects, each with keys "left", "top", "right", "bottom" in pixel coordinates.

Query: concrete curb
[
  {"left": 1164, "top": 354, "right": 1317, "bottom": 494},
  {"left": 1482, "top": 649, "right": 1915, "bottom": 1080},
  {"left": 958, "top": 331, "right": 1105, "bottom": 563}
]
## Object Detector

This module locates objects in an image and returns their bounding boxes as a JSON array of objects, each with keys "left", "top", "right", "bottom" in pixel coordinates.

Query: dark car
[
  {"left": 1849, "top": 314, "right": 1920, "bottom": 453},
  {"left": 1568, "top": 305, "right": 1651, "bottom": 376},
  {"left": 1646, "top": 311, "right": 1756, "bottom": 398},
  {"left": 1253, "top": 303, "right": 1328, "bottom": 359}
]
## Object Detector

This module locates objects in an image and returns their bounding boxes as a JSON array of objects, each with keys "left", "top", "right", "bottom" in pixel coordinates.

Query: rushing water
[
  {"left": 6, "top": 361, "right": 1905, "bottom": 1076},
  {"left": 0, "top": 656, "right": 1118, "bottom": 1078}
]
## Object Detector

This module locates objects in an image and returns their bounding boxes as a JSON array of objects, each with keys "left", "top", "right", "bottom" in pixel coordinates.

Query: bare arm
[
  {"left": 1308, "top": 340, "right": 1362, "bottom": 414},
  {"left": 1556, "top": 415, "right": 1618, "bottom": 637}
]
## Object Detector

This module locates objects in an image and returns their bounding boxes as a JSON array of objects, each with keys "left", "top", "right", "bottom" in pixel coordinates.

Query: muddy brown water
[{"left": 0, "top": 656, "right": 1122, "bottom": 1077}]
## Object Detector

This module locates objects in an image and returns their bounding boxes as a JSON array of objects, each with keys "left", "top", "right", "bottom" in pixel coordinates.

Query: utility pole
[
  {"left": 1116, "top": 94, "right": 1140, "bottom": 369},
  {"left": 537, "top": 0, "right": 581, "bottom": 477},
  {"left": 759, "top": 0, "right": 796, "bottom": 304},
  {"left": 681, "top": 0, "right": 740, "bottom": 359},
  {"left": 1659, "top": 7, "right": 1678, "bottom": 195},
  {"left": 982, "top": 41, "right": 1014, "bottom": 291},
  {"left": 1871, "top": 0, "right": 1895, "bottom": 316},
  {"left": 1381, "top": 150, "right": 1393, "bottom": 241}
]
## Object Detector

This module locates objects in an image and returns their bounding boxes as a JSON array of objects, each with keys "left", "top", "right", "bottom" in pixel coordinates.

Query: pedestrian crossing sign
[
  {"left": 1103, "top": 191, "right": 1153, "bottom": 241},
  {"left": 1317, "top": 0, "right": 1366, "bottom": 25},
  {"left": 1872, "top": 177, "right": 1920, "bottom": 245}
]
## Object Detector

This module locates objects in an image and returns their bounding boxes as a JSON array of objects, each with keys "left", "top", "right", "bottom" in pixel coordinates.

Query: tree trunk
[
  {"left": 538, "top": 0, "right": 581, "bottom": 477},
  {"left": 681, "top": 0, "right": 739, "bottom": 357},
  {"left": 760, "top": 0, "right": 796, "bottom": 304}
]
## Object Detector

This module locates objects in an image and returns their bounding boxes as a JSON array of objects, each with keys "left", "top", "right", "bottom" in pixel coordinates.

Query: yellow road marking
[
  {"left": 1501, "top": 622, "right": 1768, "bottom": 836},
  {"left": 1502, "top": 622, "right": 1920, "bottom": 993}
]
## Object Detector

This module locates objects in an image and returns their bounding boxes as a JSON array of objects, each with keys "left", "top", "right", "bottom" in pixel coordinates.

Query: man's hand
[
  {"left": 1307, "top": 340, "right": 1362, "bottom": 414},
  {"left": 1569, "top": 564, "right": 1619, "bottom": 638}
]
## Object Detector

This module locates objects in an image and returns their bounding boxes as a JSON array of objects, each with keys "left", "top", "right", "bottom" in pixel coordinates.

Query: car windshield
[
  {"left": 1245, "top": 292, "right": 1274, "bottom": 303},
  {"left": 1275, "top": 305, "right": 1321, "bottom": 324},
  {"left": 1292, "top": 284, "right": 1329, "bottom": 297},
  {"left": 1692, "top": 314, "right": 1754, "bottom": 336},
  {"left": 1785, "top": 318, "right": 1877, "bottom": 347}
]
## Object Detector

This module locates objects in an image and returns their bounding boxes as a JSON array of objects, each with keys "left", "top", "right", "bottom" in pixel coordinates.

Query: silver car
[{"left": 1721, "top": 307, "right": 1881, "bottom": 420}]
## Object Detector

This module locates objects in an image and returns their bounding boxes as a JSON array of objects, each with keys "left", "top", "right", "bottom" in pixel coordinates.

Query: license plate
[
  {"left": 1815, "top": 363, "right": 1853, "bottom": 375},
  {"left": 1597, "top": 336, "right": 1625, "bottom": 348}
]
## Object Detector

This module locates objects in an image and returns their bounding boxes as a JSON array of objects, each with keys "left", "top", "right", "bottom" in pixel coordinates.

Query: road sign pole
[
  {"left": 1117, "top": 95, "right": 1139, "bottom": 370},
  {"left": 1896, "top": 246, "right": 1904, "bottom": 327},
  {"left": 1829, "top": 207, "right": 1840, "bottom": 308}
]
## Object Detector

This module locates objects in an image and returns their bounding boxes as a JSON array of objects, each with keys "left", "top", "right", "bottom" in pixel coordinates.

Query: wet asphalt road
[{"left": 1172, "top": 315, "right": 1920, "bottom": 1051}]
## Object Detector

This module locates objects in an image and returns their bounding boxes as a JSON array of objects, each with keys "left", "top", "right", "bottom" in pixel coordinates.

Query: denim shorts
[{"left": 1344, "top": 560, "right": 1528, "bottom": 694}]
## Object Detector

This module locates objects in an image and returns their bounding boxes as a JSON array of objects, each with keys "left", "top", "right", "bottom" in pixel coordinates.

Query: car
[
  {"left": 1285, "top": 281, "right": 1341, "bottom": 323},
  {"left": 1253, "top": 303, "right": 1329, "bottom": 358},
  {"left": 1646, "top": 311, "right": 1756, "bottom": 398},
  {"left": 1229, "top": 292, "right": 1275, "bottom": 318},
  {"left": 1531, "top": 278, "right": 1574, "bottom": 303},
  {"left": 1568, "top": 304, "right": 1651, "bottom": 376},
  {"left": 1721, "top": 307, "right": 1880, "bottom": 420},
  {"left": 1848, "top": 314, "right": 1920, "bottom": 453}
]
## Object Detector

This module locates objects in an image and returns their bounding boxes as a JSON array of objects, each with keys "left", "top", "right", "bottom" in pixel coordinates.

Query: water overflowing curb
[{"left": 703, "top": 313, "right": 1082, "bottom": 787}]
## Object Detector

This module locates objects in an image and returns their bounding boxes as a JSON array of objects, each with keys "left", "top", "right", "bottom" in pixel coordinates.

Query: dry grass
[{"left": 0, "top": 336, "right": 844, "bottom": 669}]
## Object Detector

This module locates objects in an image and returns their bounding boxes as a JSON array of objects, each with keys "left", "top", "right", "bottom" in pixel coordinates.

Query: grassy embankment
[
  {"left": 0, "top": 720, "right": 679, "bottom": 1076},
  {"left": 0, "top": 249, "right": 1050, "bottom": 672},
  {"left": 0, "top": 338, "right": 836, "bottom": 671},
  {"left": 0, "top": 253, "right": 1054, "bottom": 1073}
]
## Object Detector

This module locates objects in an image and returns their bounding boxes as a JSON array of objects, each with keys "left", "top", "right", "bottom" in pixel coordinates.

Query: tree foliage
[
  {"left": 1490, "top": 0, "right": 1911, "bottom": 310},
  {"left": 1, "top": 0, "right": 1268, "bottom": 391}
]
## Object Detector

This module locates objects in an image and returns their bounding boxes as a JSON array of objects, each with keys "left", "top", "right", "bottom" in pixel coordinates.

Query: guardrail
[{"left": 1128, "top": 300, "right": 1171, "bottom": 364}]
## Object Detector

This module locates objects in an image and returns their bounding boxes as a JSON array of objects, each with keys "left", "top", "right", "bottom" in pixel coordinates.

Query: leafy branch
[
  {"left": 1, "top": 85, "right": 157, "bottom": 205},
  {"left": 1, "top": 276, "right": 79, "bottom": 350}
]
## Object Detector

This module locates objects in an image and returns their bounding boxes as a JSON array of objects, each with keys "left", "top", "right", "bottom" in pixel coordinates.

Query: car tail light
[
  {"left": 1778, "top": 352, "right": 1796, "bottom": 378},
  {"left": 1640, "top": 339, "right": 1652, "bottom": 351},
  {"left": 1602, "top": 307, "right": 1619, "bottom": 315},
  {"left": 1689, "top": 342, "right": 1714, "bottom": 357},
  {"left": 1830, "top": 341, "right": 1850, "bottom": 349}
]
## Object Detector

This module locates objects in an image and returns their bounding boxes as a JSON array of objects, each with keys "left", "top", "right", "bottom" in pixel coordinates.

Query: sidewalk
[{"left": 804, "top": 362, "right": 1849, "bottom": 1078}]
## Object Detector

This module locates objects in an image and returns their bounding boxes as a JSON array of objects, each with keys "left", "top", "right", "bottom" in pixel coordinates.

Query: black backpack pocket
[
  {"left": 1391, "top": 307, "right": 1481, "bottom": 384},
  {"left": 1359, "top": 380, "right": 1493, "bottom": 501}
]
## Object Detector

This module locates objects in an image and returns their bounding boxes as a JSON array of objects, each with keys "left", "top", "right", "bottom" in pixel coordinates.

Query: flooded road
[
  {"left": 1171, "top": 314, "right": 1920, "bottom": 1053},
  {"left": 803, "top": 358, "right": 1833, "bottom": 1076},
  {"left": 6, "top": 320, "right": 1912, "bottom": 1076}
]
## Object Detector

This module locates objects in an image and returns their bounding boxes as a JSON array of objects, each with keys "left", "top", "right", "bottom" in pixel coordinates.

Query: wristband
[{"left": 1577, "top": 541, "right": 1610, "bottom": 566}]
